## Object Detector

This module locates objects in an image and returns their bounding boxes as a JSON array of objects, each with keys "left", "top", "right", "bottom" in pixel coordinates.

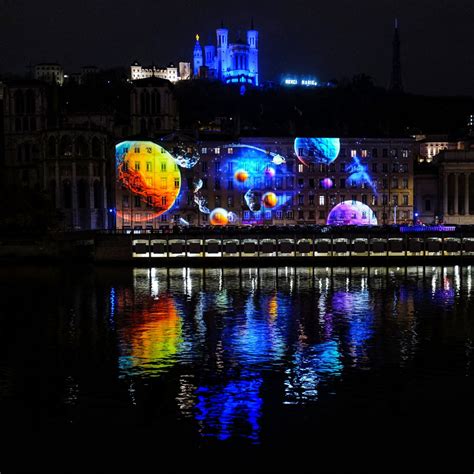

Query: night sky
[{"left": 1, "top": 0, "right": 473, "bottom": 96}]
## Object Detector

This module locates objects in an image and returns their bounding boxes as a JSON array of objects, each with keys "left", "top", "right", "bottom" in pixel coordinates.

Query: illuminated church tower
[
  {"left": 193, "top": 21, "right": 259, "bottom": 86},
  {"left": 193, "top": 34, "right": 203, "bottom": 77}
]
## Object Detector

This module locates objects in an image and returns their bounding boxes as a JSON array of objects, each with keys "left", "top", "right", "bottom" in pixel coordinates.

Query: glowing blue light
[{"left": 347, "top": 156, "right": 376, "bottom": 192}]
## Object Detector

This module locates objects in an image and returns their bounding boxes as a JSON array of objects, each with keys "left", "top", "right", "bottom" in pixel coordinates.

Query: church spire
[{"left": 390, "top": 18, "right": 403, "bottom": 92}]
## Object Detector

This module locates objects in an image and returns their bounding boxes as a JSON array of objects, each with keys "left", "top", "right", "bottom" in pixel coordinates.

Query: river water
[{"left": 0, "top": 265, "right": 472, "bottom": 470}]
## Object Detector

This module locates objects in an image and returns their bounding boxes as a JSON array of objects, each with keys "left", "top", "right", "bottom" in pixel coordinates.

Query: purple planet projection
[
  {"left": 327, "top": 201, "right": 377, "bottom": 226},
  {"left": 321, "top": 178, "right": 334, "bottom": 189}
]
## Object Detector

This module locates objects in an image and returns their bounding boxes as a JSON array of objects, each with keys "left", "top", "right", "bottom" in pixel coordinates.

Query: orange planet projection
[
  {"left": 116, "top": 141, "right": 181, "bottom": 223},
  {"left": 210, "top": 208, "right": 229, "bottom": 226},
  {"left": 234, "top": 169, "right": 249, "bottom": 183},
  {"left": 262, "top": 192, "right": 278, "bottom": 208}
]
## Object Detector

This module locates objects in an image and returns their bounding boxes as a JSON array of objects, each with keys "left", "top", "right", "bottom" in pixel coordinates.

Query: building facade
[
  {"left": 193, "top": 23, "right": 259, "bottom": 85},
  {"left": 34, "top": 63, "right": 64, "bottom": 86},
  {"left": 130, "top": 62, "right": 191, "bottom": 83},
  {"left": 115, "top": 137, "right": 416, "bottom": 230}
]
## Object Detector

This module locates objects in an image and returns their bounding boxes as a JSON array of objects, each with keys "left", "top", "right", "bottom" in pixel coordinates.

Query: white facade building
[{"left": 130, "top": 62, "right": 191, "bottom": 83}]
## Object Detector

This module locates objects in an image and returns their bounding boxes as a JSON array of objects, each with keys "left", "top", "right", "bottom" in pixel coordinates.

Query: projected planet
[
  {"left": 294, "top": 137, "right": 340, "bottom": 166},
  {"left": 116, "top": 141, "right": 181, "bottom": 222},
  {"left": 210, "top": 208, "right": 229, "bottom": 226},
  {"left": 235, "top": 169, "right": 249, "bottom": 183},
  {"left": 322, "top": 178, "right": 334, "bottom": 189},
  {"left": 264, "top": 166, "right": 276, "bottom": 178},
  {"left": 262, "top": 192, "right": 278, "bottom": 208},
  {"left": 327, "top": 201, "right": 377, "bottom": 226}
]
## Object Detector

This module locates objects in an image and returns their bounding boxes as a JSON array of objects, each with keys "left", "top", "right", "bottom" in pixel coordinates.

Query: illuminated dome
[
  {"left": 294, "top": 137, "right": 340, "bottom": 166},
  {"left": 327, "top": 200, "right": 377, "bottom": 226}
]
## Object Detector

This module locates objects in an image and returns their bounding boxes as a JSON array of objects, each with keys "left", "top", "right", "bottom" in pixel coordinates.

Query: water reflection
[{"left": 3, "top": 266, "right": 470, "bottom": 448}]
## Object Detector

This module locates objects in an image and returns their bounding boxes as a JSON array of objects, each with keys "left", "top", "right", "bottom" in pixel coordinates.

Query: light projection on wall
[
  {"left": 294, "top": 137, "right": 340, "bottom": 166},
  {"left": 327, "top": 200, "right": 378, "bottom": 226},
  {"left": 346, "top": 156, "right": 376, "bottom": 192},
  {"left": 116, "top": 141, "right": 182, "bottom": 223}
]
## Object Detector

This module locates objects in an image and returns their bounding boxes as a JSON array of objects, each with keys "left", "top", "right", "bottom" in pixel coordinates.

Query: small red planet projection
[
  {"left": 262, "top": 192, "right": 278, "bottom": 208},
  {"left": 210, "top": 208, "right": 229, "bottom": 226},
  {"left": 234, "top": 169, "right": 249, "bottom": 183}
]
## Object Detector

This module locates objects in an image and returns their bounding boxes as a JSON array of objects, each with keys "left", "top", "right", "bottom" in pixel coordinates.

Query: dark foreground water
[{"left": 0, "top": 265, "right": 473, "bottom": 471}]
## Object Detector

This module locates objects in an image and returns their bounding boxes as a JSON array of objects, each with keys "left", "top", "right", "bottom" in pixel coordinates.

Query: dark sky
[{"left": 1, "top": 0, "right": 473, "bottom": 96}]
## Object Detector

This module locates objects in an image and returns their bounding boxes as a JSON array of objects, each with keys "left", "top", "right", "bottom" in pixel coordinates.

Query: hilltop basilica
[{"left": 193, "top": 21, "right": 259, "bottom": 86}]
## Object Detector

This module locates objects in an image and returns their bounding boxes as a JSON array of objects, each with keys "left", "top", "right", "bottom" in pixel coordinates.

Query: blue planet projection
[
  {"left": 327, "top": 200, "right": 377, "bottom": 226},
  {"left": 294, "top": 137, "right": 340, "bottom": 166}
]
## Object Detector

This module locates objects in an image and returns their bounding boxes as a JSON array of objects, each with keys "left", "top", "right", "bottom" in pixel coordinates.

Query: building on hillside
[
  {"left": 193, "top": 21, "right": 259, "bottom": 86},
  {"left": 34, "top": 63, "right": 64, "bottom": 86},
  {"left": 130, "top": 62, "right": 191, "bottom": 83}
]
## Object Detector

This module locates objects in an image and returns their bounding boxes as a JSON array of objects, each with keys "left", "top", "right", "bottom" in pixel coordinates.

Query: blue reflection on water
[{"left": 195, "top": 370, "right": 263, "bottom": 442}]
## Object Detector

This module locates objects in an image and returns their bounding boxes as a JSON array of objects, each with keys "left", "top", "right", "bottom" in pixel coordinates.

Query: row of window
[
  {"left": 121, "top": 208, "right": 412, "bottom": 224},
  {"left": 199, "top": 147, "right": 411, "bottom": 157}
]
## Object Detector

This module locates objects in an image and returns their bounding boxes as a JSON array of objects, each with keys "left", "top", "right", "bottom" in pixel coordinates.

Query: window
[
  {"left": 276, "top": 177, "right": 283, "bottom": 189},
  {"left": 298, "top": 163, "right": 304, "bottom": 173},
  {"left": 372, "top": 163, "right": 378, "bottom": 173},
  {"left": 351, "top": 149, "right": 357, "bottom": 157},
  {"left": 340, "top": 148, "right": 346, "bottom": 157},
  {"left": 134, "top": 162, "right": 140, "bottom": 171},
  {"left": 134, "top": 146, "right": 140, "bottom": 153},
  {"left": 174, "top": 178, "right": 180, "bottom": 189},
  {"left": 276, "top": 210, "right": 283, "bottom": 220},
  {"left": 340, "top": 162, "right": 346, "bottom": 172},
  {"left": 309, "top": 195, "right": 314, "bottom": 205},
  {"left": 228, "top": 196, "right": 234, "bottom": 207},
  {"left": 134, "top": 196, "right": 141, "bottom": 207},
  {"left": 298, "top": 210, "right": 304, "bottom": 220},
  {"left": 244, "top": 211, "right": 250, "bottom": 220},
  {"left": 330, "top": 163, "right": 336, "bottom": 172},
  {"left": 403, "top": 195, "right": 409, "bottom": 206},
  {"left": 201, "top": 161, "right": 208, "bottom": 172},
  {"left": 123, "top": 195, "right": 129, "bottom": 208},
  {"left": 202, "top": 147, "right": 207, "bottom": 154},
  {"left": 214, "top": 179, "right": 220, "bottom": 190},
  {"left": 425, "top": 199, "right": 431, "bottom": 211},
  {"left": 214, "top": 161, "right": 221, "bottom": 172},
  {"left": 309, "top": 211, "right": 315, "bottom": 219},
  {"left": 319, "top": 210, "right": 325, "bottom": 219},
  {"left": 393, "top": 195, "right": 398, "bottom": 205},
  {"left": 351, "top": 195, "right": 357, "bottom": 204},
  {"left": 215, "top": 196, "right": 221, "bottom": 207},
  {"left": 298, "top": 194, "right": 304, "bottom": 205},
  {"left": 161, "top": 196, "right": 167, "bottom": 206},
  {"left": 265, "top": 211, "right": 272, "bottom": 220},
  {"left": 228, "top": 147, "right": 233, "bottom": 154},
  {"left": 392, "top": 163, "right": 399, "bottom": 173},
  {"left": 340, "top": 178, "right": 346, "bottom": 189},
  {"left": 161, "top": 178, "right": 167, "bottom": 189},
  {"left": 309, "top": 164, "right": 315, "bottom": 172},
  {"left": 382, "top": 148, "right": 388, "bottom": 158},
  {"left": 309, "top": 178, "right": 315, "bottom": 188},
  {"left": 382, "top": 163, "right": 388, "bottom": 173},
  {"left": 391, "top": 178, "right": 399, "bottom": 189},
  {"left": 227, "top": 162, "right": 233, "bottom": 172},
  {"left": 161, "top": 214, "right": 168, "bottom": 222},
  {"left": 402, "top": 149, "right": 409, "bottom": 158},
  {"left": 227, "top": 179, "right": 233, "bottom": 190},
  {"left": 298, "top": 178, "right": 304, "bottom": 187},
  {"left": 319, "top": 195, "right": 325, "bottom": 206},
  {"left": 362, "top": 194, "right": 367, "bottom": 204},
  {"left": 286, "top": 177, "right": 294, "bottom": 188},
  {"left": 402, "top": 177, "right": 409, "bottom": 189},
  {"left": 361, "top": 150, "right": 368, "bottom": 158},
  {"left": 382, "top": 195, "right": 388, "bottom": 205},
  {"left": 371, "top": 195, "right": 378, "bottom": 206},
  {"left": 161, "top": 162, "right": 167, "bottom": 172},
  {"left": 146, "top": 162, "right": 152, "bottom": 171},
  {"left": 286, "top": 210, "right": 294, "bottom": 219},
  {"left": 286, "top": 160, "right": 294, "bottom": 172},
  {"left": 215, "top": 148, "right": 220, "bottom": 154},
  {"left": 340, "top": 195, "right": 345, "bottom": 203},
  {"left": 146, "top": 196, "right": 152, "bottom": 208},
  {"left": 372, "top": 148, "right": 378, "bottom": 158}
]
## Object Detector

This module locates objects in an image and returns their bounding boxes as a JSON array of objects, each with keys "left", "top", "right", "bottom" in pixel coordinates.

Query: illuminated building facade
[
  {"left": 130, "top": 61, "right": 191, "bottom": 83},
  {"left": 193, "top": 22, "right": 259, "bottom": 85},
  {"left": 115, "top": 137, "right": 416, "bottom": 230}
]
